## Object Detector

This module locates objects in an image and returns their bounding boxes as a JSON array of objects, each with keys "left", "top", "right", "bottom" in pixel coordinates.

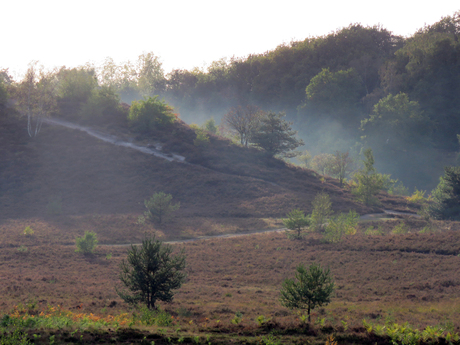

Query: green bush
[
  {"left": 280, "top": 263, "right": 335, "bottom": 323},
  {"left": 128, "top": 96, "right": 177, "bottom": 132},
  {"left": 144, "top": 192, "right": 180, "bottom": 224},
  {"left": 323, "top": 210, "right": 359, "bottom": 243},
  {"left": 75, "top": 231, "right": 98, "bottom": 254},
  {"left": 283, "top": 209, "right": 310, "bottom": 239},
  {"left": 310, "top": 193, "right": 332, "bottom": 232},
  {"left": 352, "top": 148, "right": 385, "bottom": 205}
]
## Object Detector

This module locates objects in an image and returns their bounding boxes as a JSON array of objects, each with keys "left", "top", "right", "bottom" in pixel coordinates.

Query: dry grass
[{"left": 1, "top": 217, "right": 459, "bottom": 334}]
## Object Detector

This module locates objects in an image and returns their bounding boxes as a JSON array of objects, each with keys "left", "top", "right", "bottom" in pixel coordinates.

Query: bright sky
[{"left": 2, "top": 1, "right": 459, "bottom": 80}]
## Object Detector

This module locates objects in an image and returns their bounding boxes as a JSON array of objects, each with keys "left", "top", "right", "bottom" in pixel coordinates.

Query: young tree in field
[
  {"left": 251, "top": 111, "right": 304, "bottom": 158},
  {"left": 14, "top": 63, "right": 57, "bottom": 137},
  {"left": 222, "top": 105, "right": 263, "bottom": 147},
  {"left": 280, "top": 263, "right": 335, "bottom": 323},
  {"left": 283, "top": 209, "right": 310, "bottom": 239},
  {"left": 310, "top": 192, "right": 333, "bottom": 232},
  {"left": 144, "top": 192, "right": 180, "bottom": 224},
  {"left": 75, "top": 231, "right": 98, "bottom": 255},
  {"left": 202, "top": 117, "right": 218, "bottom": 134},
  {"left": 117, "top": 236, "right": 186, "bottom": 309},
  {"left": 352, "top": 148, "right": 385, "bottom": 205},
  {"left": 428, "top": 166, "right": 460, "bottom": 220},
  {"left": 329, "top": 151, "right": 355, "bottom": 186}
]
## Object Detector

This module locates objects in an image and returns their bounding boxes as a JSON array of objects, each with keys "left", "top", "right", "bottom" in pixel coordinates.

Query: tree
[
  {"left": 222, "top": 105, "right": 263, "bottom": 147},
  {"left": 14, "top": 63, "right": 57, "bottom": 137},
  {"left": 202, "top": 117, "right": 218, "bottom": 134},
  {"left": 428, "top": 166, "right": 460, "bottom": 220},
  {"left": 328, "top": 151, "right": 355, "bottom": 186},
  {"left": 283, "top": 209, "right": 310, "bottom": 239},
  {"left": 310, "top": 153, "right": 335, "bottom": 176},
  {"left": 75, "top": 231, "right": 98, "bottom": 254},
  {"left": 117, "top": 236, "right": 186, "bottom": 309},
  {"left": 251, "top": 111, "right": 304, "bottom": 157},
  {"left": 280, "top": 263, "right": 335, "bottom": 322},
  {"left": 144, "top": 192, "right": 180, "bottom": 224},
  {"left": 352, "top": 148, "right": 385, "bottom": 205},
  {"left": 310, "top": 192, "right": 333, "bottom": 232},
  {"left": 128, "top": 96, "right": 177, "bottom": 132}
]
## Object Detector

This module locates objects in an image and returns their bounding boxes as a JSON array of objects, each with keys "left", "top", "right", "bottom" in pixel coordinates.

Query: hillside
[{"left": 0, "top": 115, "right": 412, "bottom": 224}]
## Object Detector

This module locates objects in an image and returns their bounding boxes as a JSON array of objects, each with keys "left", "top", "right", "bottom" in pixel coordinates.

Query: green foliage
[
  {"left": 280, "top": 263, "right": 335, "bottom": 323},
  {"left": 251, "top": 111, "right": 304, "bottom": 158},
  {"left": 361, "top": 93, "right": 430, "bottom": 149},
  {"left": 310, "top": 193, "right": 332, "bottom": 232},
  {"left": 117, "top": 236, "right": 186, "bottom": 309},
  {"left": 255, "top": 315, "right": 271, "bottom": 326},
  {"left": 310, "top": 153, "right": 335, "bottom": 176},
  {"left": 202, "top": 117, "right": 218, "bottom": 134},
  {"left": 17, "top": 245, "right": 28, "bottom": 253},
  {"left": 135, "top": 306, "right": 173, "bottom": 326},
  {"left": 231, "top": 311, "right": 243, "bottom": 325},
  {"left": 391, "top": 222, "right": 409, "bottom": 235},
  {"left": 362, "top": 319, "right": 460, "bottom": 345},
  {"left": 128, "top": 96, "right": 176, "bottom": 132},
  {"left": 323, "top": 210, "right": 359, "bottom": 243},
  {"left": 388, "top": 180, "right": 410, "bottom": 196},
  {"left": 297, "top": 150, "right": 311, "bottom": 167},
  {"left": 352, "top": 148, "right": 385, "bottom": 205},
  {"left": 364, "top": 225, "right": 384, "bottom": 236},
  {"left": 428, "top": 166, "right": 460, "bottom": 220},
  {"left": 406, "top": 188, "right": 428, "bottom": 203},
  {"left": 75, "top": 231, "right": 98, "bottom": 254},
  {"left": 283, "top": 209, "right": 310, "bottom": 239},
  {"left": 23, "top": 226, "right": 34, "bottom": 236},
  {"left": 56, "top": 66, "right": 98, "bottom": 119},
  {"left": 193, "top": 128, "right": 210, "bottom": 147},
  {"left": 328, "top": 151, "right": 355, "bottom": 186},
  {"left": 0, "top": 328, "right": 31, "bottom": 345},
  {"left": 144, "top": 192, "right": 180, "bottom": 224},
  {"left": 78, "top": 85, "right": 123, "bottom": 123}
]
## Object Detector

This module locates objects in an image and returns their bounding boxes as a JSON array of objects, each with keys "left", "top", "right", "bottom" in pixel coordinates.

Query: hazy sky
[{"left": 2, "top": 1, "right": 459, "bottom": 79}]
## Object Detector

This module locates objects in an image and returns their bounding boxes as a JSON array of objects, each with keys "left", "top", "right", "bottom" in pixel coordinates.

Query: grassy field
[{"left": 1, "top": 215, "right": 460, "bottom": 344}]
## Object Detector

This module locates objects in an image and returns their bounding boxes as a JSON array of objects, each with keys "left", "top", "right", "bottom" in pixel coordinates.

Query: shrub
[
  {"left": 427, "top": 166, "right": 460, "bottom": 220},
  {"left": 23, "top": 226, "right": 34, "bottom": 236},
  {"left": 280, "top": 263, "right": 335, "bottom": 323},
  {"left": 202, "top": 118, "right": 218, "bottom": 134},
  {"left": 193, "top": 129, "right": 210, "bottom": 147},
  {"left": 392, "top": 222, "right": 409, "bottom": 234},
  {"left": 323, "top": 210, "right": 359, "bottom": 243},
  {"left": 283, "top": 209, "right": 310, "bottom": 239},
  {"left": 406, "top": 188, "right": 428, "bottom": 203},
  {"left": 75, "top": 231, "right": 98, "bottom": 254},
  {"left": 128, "top": 96, "right": 177, "bottom": 132},
  {"left": 144, "top": 192, "right": 180, "bottom": 224},
  {"left": 310, "top": 193, "right": 332, "bottom": 232},
  {"left": 117, "top": 236, "right": 186, "bottom": 309},
  {"left": 352, "top": 149, "right": 387, "bottom": 205}
]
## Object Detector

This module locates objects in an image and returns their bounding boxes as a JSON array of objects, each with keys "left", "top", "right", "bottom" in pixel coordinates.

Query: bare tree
[
  {"left": 329, "top": 151, "right": 355, "bottom": 186},
  {"left": 222, "top": 105, "right": 264, "bottom": 147},
  {"left": 15, "top": 62, "right": 57, "bottom": 137}
]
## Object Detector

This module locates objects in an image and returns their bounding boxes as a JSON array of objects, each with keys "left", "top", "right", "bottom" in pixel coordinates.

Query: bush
[
  {"left": 23, "top": 226, "right": 34, "bottom": 236},
  {"left": 128, "top": 96, "right": 177, "bottom": 132},
  {"left": 352, "top": 148, "right": 385, "bottom": 205},
  {"left": 323, "top": 210, "right": 359, "bottom": 243},
  {"left": 280, "top": 263, "right": 335, "bottom": 323},
  {"left": 75, "top": 231, "right": 98, "bottom": 254},
  {"left": 310, "top": 193, "right": 332, "bottom": 232},
  {"left": 144, "top": 192, "right": 180, "bottom": 224},
  {"left": 283, "top": 209, "right": 310, "bottom": 239},
  {"left": 427, "top": 166, "right": 460, "bottom": 220},
  {"left": 117, "top": 236, "right": 186, "bottom": 309}
]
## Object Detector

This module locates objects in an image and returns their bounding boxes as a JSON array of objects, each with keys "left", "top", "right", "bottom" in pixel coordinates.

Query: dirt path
[{"left": 98, "top": 210, "right": 420, "bottom": 247}]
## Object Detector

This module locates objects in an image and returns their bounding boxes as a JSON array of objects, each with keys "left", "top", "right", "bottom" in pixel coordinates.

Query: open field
[{"left": 1, "top": 215, "right": 460, "bottom": 343}]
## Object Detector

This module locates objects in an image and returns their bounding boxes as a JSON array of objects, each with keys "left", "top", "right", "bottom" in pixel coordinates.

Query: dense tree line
[{"left": 1, "top": 11, "right": 459, "bottom": 191}]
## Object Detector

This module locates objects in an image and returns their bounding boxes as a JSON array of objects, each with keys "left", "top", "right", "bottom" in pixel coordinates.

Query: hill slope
[{"left": 0, "top": 116, "right": 409, "bottom": 221}]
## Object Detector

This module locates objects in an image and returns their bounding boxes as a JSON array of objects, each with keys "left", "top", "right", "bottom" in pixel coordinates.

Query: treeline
[{"left": 1, "top": 11, "right": 459, "bottom": 191}]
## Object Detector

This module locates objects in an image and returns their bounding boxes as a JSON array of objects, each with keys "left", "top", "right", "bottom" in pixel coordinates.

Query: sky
[{"left": 2, "top": 1, "right": 459, "bottom": 80}]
